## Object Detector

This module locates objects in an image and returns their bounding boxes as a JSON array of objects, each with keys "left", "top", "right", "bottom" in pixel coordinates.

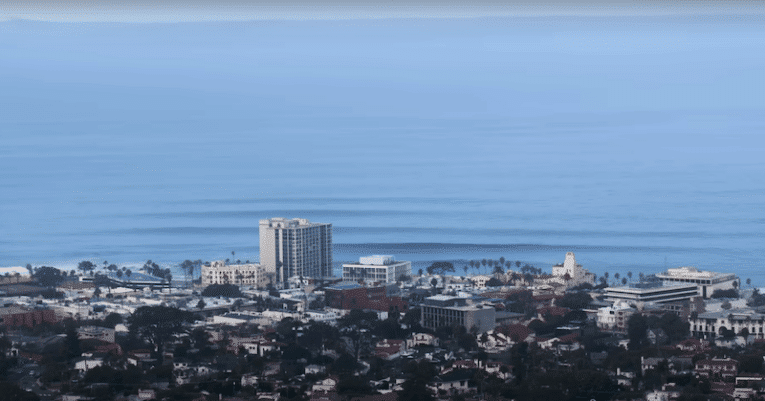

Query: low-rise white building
[
  {"left": 342, "top": 255, "right": 411, "bottom": 284},
  {"left": 603, "top": 281, "right": 699, "bottom": 305},
  {"left": 690, "top": 308, "right": 765, "bottom": 339},
  {"left": 77, "top": 326, "right": 116, "bottom": 343},
  {"left": 656, "top": 266, "right": 739, "bottom": 299},
  {"left": 597, "top": 301, "right": 637, "bottom": 333}
]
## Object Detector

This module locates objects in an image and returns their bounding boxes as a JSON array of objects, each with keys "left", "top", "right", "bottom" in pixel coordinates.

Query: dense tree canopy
[
  {"left": 557, "top": 292, "right": 593, "bottom": 310},
  {"left": 128, "top": 306, "right": 197, "bottom": 355},
  {"left": 32, "top": 266, "right": 65, "bottom": 287},
  {"left": 201, "top": 284, "right": 244, "bottom": 298},
  {"left": 426, "top": 261, "right": 455, "bottom": 275}
]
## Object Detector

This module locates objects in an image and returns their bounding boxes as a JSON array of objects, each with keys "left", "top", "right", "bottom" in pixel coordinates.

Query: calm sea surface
[{"left": 1, "top": 17, "right": 764, "bottom": 282}]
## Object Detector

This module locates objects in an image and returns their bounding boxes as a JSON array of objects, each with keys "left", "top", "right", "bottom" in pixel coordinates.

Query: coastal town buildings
[
  {"left": 420, "top": 295, "right": 496, "bottom": 333},
  {"left": 656, "top": 266, "right": 739, "bottom": 299},
  {"left": 342, "top": 255, "right": 411, "bottom": 284},
  {"left": 259, "top": 218, "right": 333, "bottom": 285},
  {"left": 201, "top": 261, "right": 274, "bottom": 288}
]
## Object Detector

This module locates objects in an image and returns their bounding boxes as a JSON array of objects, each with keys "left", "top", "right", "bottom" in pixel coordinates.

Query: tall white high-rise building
[{"left": 259, "top": 218, "right": 332, "bottom": 284}]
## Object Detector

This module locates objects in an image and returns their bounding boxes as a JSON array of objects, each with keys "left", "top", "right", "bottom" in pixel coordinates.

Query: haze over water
[{"left": 1, "top": 3, "right": 764, "bottom": 282}]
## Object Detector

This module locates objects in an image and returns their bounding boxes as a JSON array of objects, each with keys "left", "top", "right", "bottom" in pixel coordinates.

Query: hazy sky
[{"left": 3, "top": 1, "right": 763, "bottom": 22}]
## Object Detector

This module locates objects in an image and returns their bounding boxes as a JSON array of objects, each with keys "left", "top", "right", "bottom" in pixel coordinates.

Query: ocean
[{"left": 1, "top": 16, "right": 764, "bottom": 283}]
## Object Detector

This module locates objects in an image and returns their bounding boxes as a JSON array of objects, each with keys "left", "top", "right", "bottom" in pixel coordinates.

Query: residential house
[{"left": 695, "top": 358, "right": 739, "bottom": 381}]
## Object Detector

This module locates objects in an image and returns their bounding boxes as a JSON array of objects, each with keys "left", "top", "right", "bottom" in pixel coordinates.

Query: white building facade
[
  {"left": 259, "top": 218, "right": 332, "bottom": 285},
  {"left": 603, "top": 282, "right": 699, "bottom": 304},
  {"left": 342, "top": 255, "right": 411, "bottom": 284},
  {"left": 550, "top": 252, "right": 596, "bottom": 287},
  {"left": 597, "top": 301, "right": 637, "bottom": 333},
  {"left": 655, "top": 267, "right": 739, "bottom": 299},
  {"left": 690, "top": 308, "right": 765, "bottom": 339}
]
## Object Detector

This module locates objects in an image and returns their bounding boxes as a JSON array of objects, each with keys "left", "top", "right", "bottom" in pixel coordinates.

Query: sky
[{"left": 2, "top": 1, "right": 764, "bottom": 22}]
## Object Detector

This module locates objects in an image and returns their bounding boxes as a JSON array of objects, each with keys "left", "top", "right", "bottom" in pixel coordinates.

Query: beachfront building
[
  {"left": 420, "top": 295, "right": 496, "bottom": 333},
  {"left": 259, "top": 218, "right": 332, "bottom": 286},
  {"left": 549, "top": 252, "right": 595, "bottom": 288},
  {"left": 603, "top": 281, "right": 699, "bottom": 305},
  {"left": 655, "top": 267, "right": 739, "bottom": 299},
  {"left": 81, "top": 271, "right": 169, "bottom": 289},
  {"left": 342, "top": 255, "right": 411, "bottom": 285},
  {"left": 202, "top": 261, "right": 274, "bottom": 288}
]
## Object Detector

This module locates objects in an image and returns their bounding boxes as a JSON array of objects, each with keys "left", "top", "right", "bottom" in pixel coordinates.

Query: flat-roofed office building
[
  {"left": 604, "top": 281, "right": 699, "bottom": 304},
  {"left": 420, "top": 295, "right": 495, "bottom": 334},
  {"left": 342, "top": 255, "right": 411, "bottom": 284},
  {"left": 259, "top": 218, "right": 332, "bottom": 285},
  {"left": 656, "top": 267, "right": 739, "bottom": 299}
]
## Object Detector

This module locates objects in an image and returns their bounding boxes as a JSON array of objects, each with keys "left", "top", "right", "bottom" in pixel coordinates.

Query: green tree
[
  {"left": 627, "top": 314, "right": 648, "bottom": 350},
  {"left": 32, "top": 266, "right": 65, "bottom": 287},
  {"left": 398, "top": 360, "right": 435, "bottom": 401},
  {"left": 129, "top": 306, "right": 196, "bottom": 362},
  {"left": 426, "top": 261, "right": 455, "bottom": 275},
  {"left": 103, "top": 312, "right": 123, "bottom": 328},
  {"left": 78, "top": 260, "right": 96, "bottom": 275},
  {"left": 0, "top": 381, "right": 40, "bottom": 401}
]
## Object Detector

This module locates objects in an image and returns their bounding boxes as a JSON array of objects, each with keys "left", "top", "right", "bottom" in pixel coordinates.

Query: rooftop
[
  {"left": 657, "top": 267, "right": 736, "bottom": 279},
  {"left": 327, "top": 282, "right": 364, "bottom": 291}
]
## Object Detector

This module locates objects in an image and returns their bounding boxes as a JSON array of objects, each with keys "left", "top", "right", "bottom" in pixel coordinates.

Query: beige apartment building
[{"left": 202, "top": 261, "right": 273, "bottom": 288}]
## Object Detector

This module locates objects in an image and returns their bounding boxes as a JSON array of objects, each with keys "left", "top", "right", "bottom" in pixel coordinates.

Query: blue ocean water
[{"left": 1, "top": 16, "right": 764, "bottom": 282}]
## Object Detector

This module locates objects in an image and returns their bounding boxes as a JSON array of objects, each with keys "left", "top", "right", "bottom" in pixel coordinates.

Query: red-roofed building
[
  {"left": 676, "top": 338, "right": 709, "bottom": 354},
  {"left": 496, "top": 324, "right": 534, "bottom": 343},
  {"left": 325, "top": 284, "right": 407, "bottom": 313},
  {"left": 537, "top": 306, "right": 571, "bottom": 318},
  {"left": 374, "top": 339, "right": 406, "bottom": 359},
  {"left": 0, "top": 308, "right": 57, "bottom": 328}
]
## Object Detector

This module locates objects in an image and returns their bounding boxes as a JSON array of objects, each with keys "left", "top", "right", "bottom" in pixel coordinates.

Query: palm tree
[
  {"left": 627, "top": 271, "right": 633, "bottom": 283},
  {"left": 481, "top": 259, "right": 487, "bottom": 273},
  {"left": 493, "top": 264, "right": 504, "bottom": 279},
  {"left": 463, "top": 265, "right": 468, "bottom": 276},
  {"left": 622, "top": 278, "right": 628, "bottom": 285},
  {"left": 747, "top": 278, "right": 752, "bottom": 288},
  {"left": 638, "top": 272, "right": 645, "bottom": 282},
  {"left": 499, "top": 257, "right": 506, "bottom": 266},
  {"left": 614, "top": 273, "right": 620, "bottom": 283},
  {"left": 515, "top": 261, "right": 521, "bottom": 269}
]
